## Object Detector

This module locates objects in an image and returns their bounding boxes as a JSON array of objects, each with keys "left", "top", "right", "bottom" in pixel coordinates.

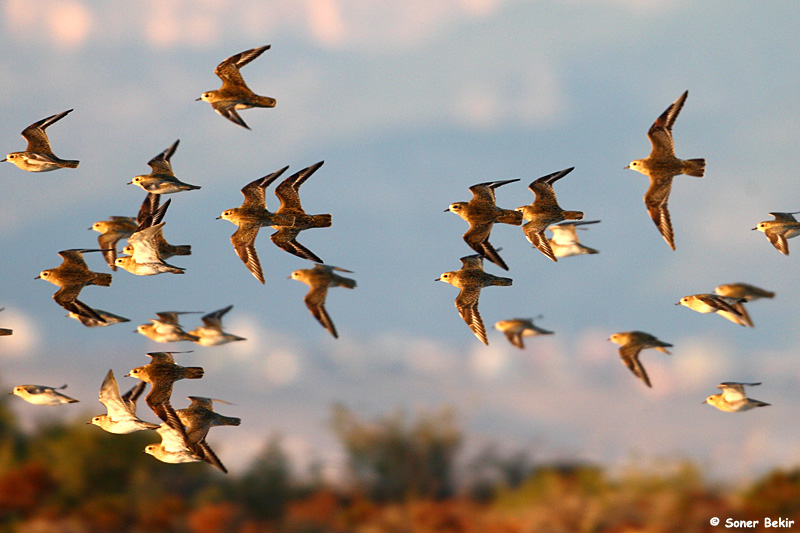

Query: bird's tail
[
  {"left": 492, "top": 277, "right": 513, "bottom": 287},
  {"left": 62, "top": 160, "right": 79, "bottom": 169},
  {"left": 254, "top": 95, "right": 277, "bottom": 108},
  {"left": 92, "top": 273, "right": 113, "bottom": 287},
  {"left": 171, "top": 244, "right": 192, "bottom": 256},
  {"left": 334, "top": 276, "right": 357, "bottom": 290},
  {"left": 184, "top": 367, "right": 205, "bottom": 379},
  {"left": 218, "top": 415, "right": 242, "bottom": 427},
  {"left": 311, "top": 214, "right": 333, "bottom": 228},
  {"left": 683, "top": 158, "right": 705, "bottom": 177},
  {"left": 752, "top": 400, "right": 771, "bottom": 408},
  {"left": 562, "top": 211, "right": 584, "bottom": 221}
]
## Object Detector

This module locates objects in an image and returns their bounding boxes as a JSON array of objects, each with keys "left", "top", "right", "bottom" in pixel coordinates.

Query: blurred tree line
[{"left": 0, "top": 392, "right": 798, "bottom": 532}]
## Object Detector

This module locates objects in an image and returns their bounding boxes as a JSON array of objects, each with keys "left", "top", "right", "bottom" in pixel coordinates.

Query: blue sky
[{"left": 2, "top": 0, "right": 800, "bottom": 480}]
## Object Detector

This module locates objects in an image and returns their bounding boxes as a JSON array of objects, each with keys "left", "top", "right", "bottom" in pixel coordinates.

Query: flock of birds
[
  {"left": 1, "top": 45, "right": 359, "bottom": 473},
  {"left": 436, "top": 89, "right": 780, "bottom": 412},
  {"left": 0, "top": 45, "right": 791, "bottom": 476}
]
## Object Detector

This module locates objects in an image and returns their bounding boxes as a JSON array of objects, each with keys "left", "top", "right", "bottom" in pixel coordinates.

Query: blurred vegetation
[{"left": 0, "top": 393, "right": 793, "bottom": 532}]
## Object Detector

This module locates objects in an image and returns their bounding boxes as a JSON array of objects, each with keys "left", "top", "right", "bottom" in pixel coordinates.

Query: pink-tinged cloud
[{"left": 4, "top": 0, "right": 93, "bottom": 47}]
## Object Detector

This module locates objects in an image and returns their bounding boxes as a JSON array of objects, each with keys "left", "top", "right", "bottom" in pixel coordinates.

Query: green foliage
[{"left": 330, "top": 403, "right": 462, "bottom": 501}]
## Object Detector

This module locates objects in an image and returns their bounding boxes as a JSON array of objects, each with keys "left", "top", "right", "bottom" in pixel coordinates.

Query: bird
[
  {"left": 36, "top": 249, "right": 112, "bottom": 323},
  {"left": 546, "top": 220, "right": 600, "bottom": 258},
  {"left": 752, "top": 212, "right": 800, "bottom": 255},
  {"left": 90, "top": 369, "right": 159, "bottom": 434},
  {"left": 188, "top": 305, "right": 247, "bottom": 346},
  {"left": 2, "top": 109, "right": 79, "bottom": 172},
  {"left": 128, "top": 140, "right": 201, "bottom": 194},
  {"left": 703, "top": 382, "right": 770, "bottom": 412},
  {"left": 0, "top": 308, "right": 12, "bottom": 336},
  {"left": 676, "top": 293, "right": 750, "bottom": 327},
  {"left": 197, "top": 45, "right": 276, "bottom": 129},
  {"left": 714, "top": 283, "right": 775, "bottom": 328},
  {"left": 137, "top": 312, "right": 202, "bottom": 343},
  {"left": 437, "top": 253, "right": 512, "bottom": 345},
  {"left": 67, "top": 308, "right": 130, "bottom": 328},
  {"left": 116, "top": 198, "right": 186, "bottom": 275},
  {"left": 494, "top": 318, "right": 553, "bottom": 349},
  {"left": 145, "top": 423, "right": 202, "bottom": 465},
  {"left": 516, "top": 167, "right": 584, "bottom": 262},
  {"left": 608, "top": 331, "right": 673, "bottom": 388},
  {"left": 126, "top": 351, "right": 204, "bottom": 437},
  {"left": 290, "top": 264, "right": 356, "bottom": 339},
  {"left": 12, "top": 384, "right": 78, "bottom": 405},
  {"left": 446, "top": 179, "right": 522, "bottom": 271},
  {"left": 176, "top": 396, "right": 241, "bottom": 473},
  {"left": 218, "top": 166, "right": 295, "bottom": 284},
  {"left": 269, "top": 161, "right": 332, "bottom": 263},
  {"left": 625, "top": 91, "right": 706, "bottom": 250}
]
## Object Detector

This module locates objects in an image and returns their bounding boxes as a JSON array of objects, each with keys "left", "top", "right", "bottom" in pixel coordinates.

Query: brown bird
[
  {"left": 197, "top": 45, "right": 277, "bottom": 129},
  {"left": 176, "top": 396, "right": 241, "bottom": 473},
  {"left": 626, "top": 91, "right": 706, "bottom": 250},
  {"left": 516, "top": 167, "right": 584, "bottom": 262},
  {"left": 608, "top": 331, "right": 673, "bottom": 388},
  {"left": 290, "top": 264, "right": 357, "bottom": 338},
  {"left": 36, "top": 249, "right": 112, "bottom": 323},
  {"left": 270, "top": 161, "right": 332, "bottom": 263},
  {"left": 218, "top": 166, "right": 294, "bottom": 283},
  {"left": 446, "top": 179, "right": 522, "bottom": 270},
  {"left": 126, "top": 352, "right": 204, "bottom": 439},
  {"left": 437, "top": 253, "right": 513, "bottom": 345},
  {"left": 3, "top": 109, "right": 79, "bottom": 172}
]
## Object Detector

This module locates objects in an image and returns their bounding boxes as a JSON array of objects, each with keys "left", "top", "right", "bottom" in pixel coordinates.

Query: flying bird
[
  {"left": 752, "top": 212, "right": 800, "bottom": 255},
  {"left": 12, "top": 384, "right": 78, "bottom": 405},
  {"left": 137, "top": 311, "right": 202, "bottom": 343},
  {"left": 269, "top": 161, "right": 332, "bottom": 263},
  {"left": 290, "top": 264, "right": 356, "bottom": 339},
  {"left": 218, "top": 166, "right": 294, "bottom": 283},
  {"left": 546, "top": 220, "right": 600, "bottom": 258},
  {"left": 188, "top": 305, "right": 247, "bottom": 346},
  {"left": 703, "top": 382, "right": 770, "bottom": 412},
  {"left": 494, "top": 317, "right": 553, "bottom": 349},
  {"left": 625, "top": 90, "right": 706, "bottom": 250},
  {"left": 516, "top": 167, "right": 584, "bottom": 262},
  {"left": 446, "top": 179, "right": 522, "bottom": 270},
  {"left": 126, "top": 351, "right": 204, "bottom": 439},
  {"left": 90, "top": 369, "right": 159, "bottom": 434},
  {"left": 608, "top": 331, "right": 673, "bottom": 388},
  {"left": 67, "top": 308, "right": 130, "bottom": 328},
  {"left": 176, "top": 396, "right": 241, "bottom": 473},
  {"left": 2, "top": 109, "right": 79, "bottom": 172},
  {"left": 145, "top": 423, "right": 202, "bottom": 465},
  {"left": 676, "top": 293, "right": 750, "bottom": 327},
  {"left": 128, "top": 140, "right": 201, "bottom": 194},
  {"left": 36, "top": 249, "right": 112, "bottom": 323},
  {"left": 437, "top": 253, "right": 512, "bottom": 345},
  {"left": 197, "top": 45, "right": 276, "bottom": 129}
]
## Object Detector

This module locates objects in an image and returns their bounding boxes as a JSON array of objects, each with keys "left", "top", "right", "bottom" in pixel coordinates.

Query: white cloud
[{"left": 0, "top": 309, "right": 39, "bottom": 357}]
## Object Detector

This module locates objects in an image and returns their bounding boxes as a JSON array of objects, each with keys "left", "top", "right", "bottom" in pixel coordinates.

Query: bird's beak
[
  {"left": 195, "top": 97, "right": 202, "bottom": 101},
  {"left": 126, "top": 181, "right": 133, "bottom": 185},
  {"left": 443, "top": 208, "right": 450, "bottom": 213},
  {"left": 701, "top": 400, "right": 707, "bottom": 404},
  {"left": 674, "top": 302, "right": 681, "bottom": 305},
  {"left": 624, "top": 165, "right": 630, "bottom": 169},
  {"left": 750, "top": 227, "right": 757, "bottom": 231},
  {"left": 215, "top": 215, "right": 222, "bottom": 220},
  {"left": 0, "top": 158, "right": 6, "bottom": 163},
  {"left": 434, "top": 277, "right": 441, "bottom": 281}
]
